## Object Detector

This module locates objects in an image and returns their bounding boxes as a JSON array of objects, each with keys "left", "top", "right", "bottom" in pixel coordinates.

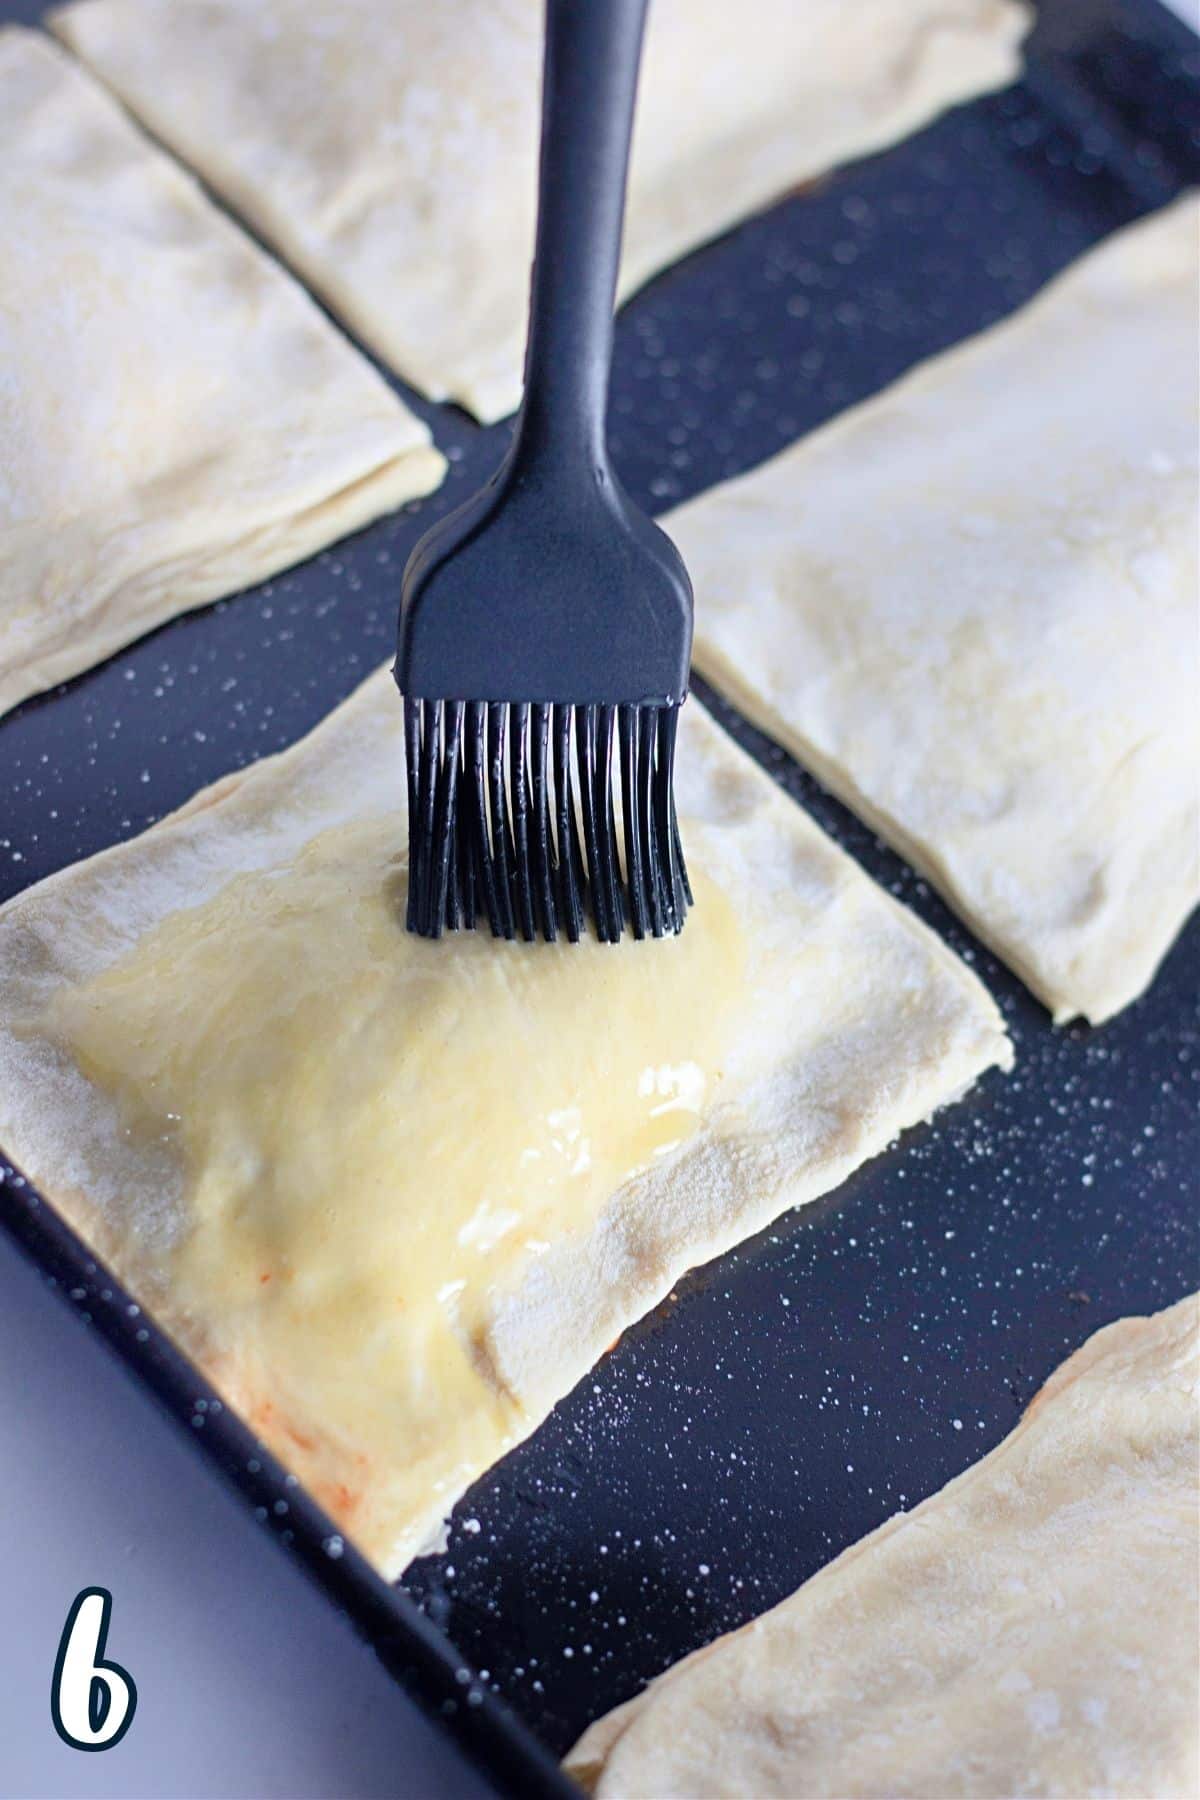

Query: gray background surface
[{"left": 0, "top": 1230, "right": 489, "bottom": 1799}]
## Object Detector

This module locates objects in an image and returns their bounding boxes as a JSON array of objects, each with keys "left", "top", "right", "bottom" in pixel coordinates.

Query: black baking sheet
[{"left": 2, "top": 0, "right": 1198, "bottom": 1789}]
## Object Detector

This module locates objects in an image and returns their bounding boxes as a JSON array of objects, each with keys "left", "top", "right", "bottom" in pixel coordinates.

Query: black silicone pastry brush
[{"left": 395, "top": 0, "right": 693, "bottom": 945}]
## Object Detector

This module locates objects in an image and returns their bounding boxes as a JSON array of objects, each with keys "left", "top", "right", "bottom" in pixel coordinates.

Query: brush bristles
[{"left": 404, "top": 698, "right": 691, "bottom": 944}]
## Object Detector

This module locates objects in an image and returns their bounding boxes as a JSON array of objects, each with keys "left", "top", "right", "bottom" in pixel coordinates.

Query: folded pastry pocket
[
  {"left": 566, "top": 1293, "right": 1200, "bottom": 1800},
  {"left": 51, "top": 0, "right": 1030, "bottom": 421},
  {"left": 0, "top": 29, "right": 444, "bottom": 720},
  {"left": 670, "top": 199, "right": 1200, "bottom": 1024},
  {"left": 0, "top": 671, "right": 1010, "bottom": 1576}
]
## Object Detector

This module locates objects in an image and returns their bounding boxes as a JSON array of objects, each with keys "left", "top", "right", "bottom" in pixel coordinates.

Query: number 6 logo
[{"left": 51, "top": 1588, "right": 138, "bottom": 1751}]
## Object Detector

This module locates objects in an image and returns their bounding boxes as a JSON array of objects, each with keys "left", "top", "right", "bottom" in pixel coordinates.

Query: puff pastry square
[
  {"left": 0, "top": 672, "right": 1009, "bottom": 1576},
  {"left": 671, "top": 199, "right": 1200, "bottom": 1024},
  {"left": 567, "top": 1293, "right": 1200, "bottom": 1800},
  {"left": 0, "top": 29, "right": 445, "bottom": 720},
  {"left": 51, "top": 0, "right": 1029, "bottom": 421}
]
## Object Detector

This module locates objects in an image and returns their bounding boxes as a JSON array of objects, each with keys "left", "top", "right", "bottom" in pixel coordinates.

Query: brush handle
[{"left": 516, "top": 0, "right": 649, "bottom": 471}]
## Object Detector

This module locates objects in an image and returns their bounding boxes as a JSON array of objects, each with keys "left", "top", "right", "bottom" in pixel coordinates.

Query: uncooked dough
[
  {"left": 51, "top": 0, "right": 1030, "bottom": 421},
  {"left": 668, "top": 198, "right": 1200, "bottom": 1024},
  {"left": 0, "top": 672, "right": 1009, "bottom": 1577},
  {"left": 565, "top": 1292, "right": 1200, "bottom": 1800},
  {"left": 0, "top": 28, "right": 444, "bottom": 720}
]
